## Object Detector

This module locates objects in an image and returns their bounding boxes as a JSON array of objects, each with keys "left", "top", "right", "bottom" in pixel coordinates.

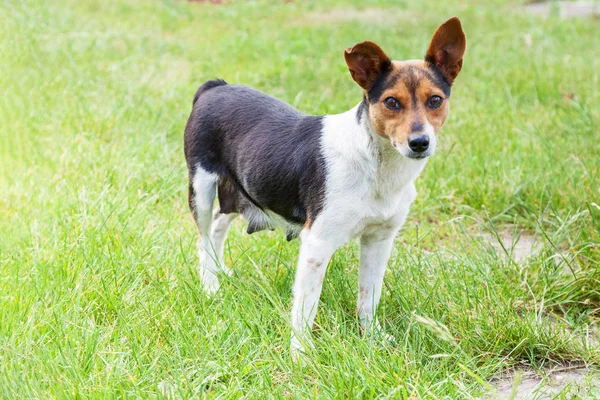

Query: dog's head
[{"left": 345, "top": 17, "right": 466, "bottom": 159}]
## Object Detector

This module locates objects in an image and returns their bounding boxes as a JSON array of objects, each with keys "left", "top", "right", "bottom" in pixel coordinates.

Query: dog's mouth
[{"left": 405, "top": 152, "right": 431, "bottom": 160}]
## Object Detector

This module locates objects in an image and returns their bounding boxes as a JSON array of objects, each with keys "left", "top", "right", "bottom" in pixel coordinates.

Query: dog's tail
[{"left": 193, "top": 79, "right": 227, "bottom": 106}]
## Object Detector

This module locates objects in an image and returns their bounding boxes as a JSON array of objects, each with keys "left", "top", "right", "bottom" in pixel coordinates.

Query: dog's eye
[
  {"left": 384, "top": 97, "right": 401, "bottom": 110},
  {"left": 427, "top": 95, "right": 443, "bottom": 109}
]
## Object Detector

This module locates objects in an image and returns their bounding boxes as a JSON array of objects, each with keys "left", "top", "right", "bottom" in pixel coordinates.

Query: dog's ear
[
  {"left": 344, "top": 41, "right": 392, "bottom": 90},
  {"left": 425, "top": 17, "right": 466, "bottom": 84}
]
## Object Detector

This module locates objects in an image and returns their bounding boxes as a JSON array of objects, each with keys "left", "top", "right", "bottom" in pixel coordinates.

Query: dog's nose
[{"left": 408, "top": 134, "right": 430, "bottom": 153}]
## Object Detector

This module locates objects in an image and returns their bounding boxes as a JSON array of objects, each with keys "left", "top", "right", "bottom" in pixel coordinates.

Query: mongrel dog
[{"left": 184, "top": 17, "right": 466, "bottom": 356}]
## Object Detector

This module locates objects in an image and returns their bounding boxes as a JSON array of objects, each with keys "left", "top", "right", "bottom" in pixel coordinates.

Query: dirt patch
[
  {"left": 524, "top": 1, "right": 600, "bottom": 19},
  {"left": 486, "top": 365, "right": 600, "bottom": 399},
  {"left": 187, "top": 0, "right": 225, "bottom": 4},
  {"left": 296, "top": 8, "right": 414, "bottom": 26},
  {"left": 480, "top": 227, "right": 582, "bottom": 274},
  {"left": 481, "top": 230, "right": 542, "bottom": 263}
]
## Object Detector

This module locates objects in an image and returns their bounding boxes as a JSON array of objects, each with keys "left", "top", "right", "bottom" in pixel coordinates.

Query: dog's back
[{"left": 184, "top": 80, "right": 327, "bottom": 235}]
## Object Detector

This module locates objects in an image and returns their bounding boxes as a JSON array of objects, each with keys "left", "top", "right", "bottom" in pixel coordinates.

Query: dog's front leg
[
  {"left": 357, "top": 227, "right": 399, "bottom": 334},
  {"left": 290, "top": 232, "right": 340, "bottom": 358}
]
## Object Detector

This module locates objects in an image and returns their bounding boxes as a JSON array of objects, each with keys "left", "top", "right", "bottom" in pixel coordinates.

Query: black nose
[{"left": 408, "top": 135, "right": 430, "bottom": 153}]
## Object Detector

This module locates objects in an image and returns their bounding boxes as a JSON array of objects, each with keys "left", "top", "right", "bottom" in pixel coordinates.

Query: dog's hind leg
[
  {"left": 189, "top": 167, "right": 222, "bottom": 294},
  {"left": 210, "top": 209, "right": 238, "bottom": 275}
]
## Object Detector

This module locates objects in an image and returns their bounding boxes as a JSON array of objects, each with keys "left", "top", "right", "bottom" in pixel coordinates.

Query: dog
[{"left": 184, "top": 17, "right": 466, "bottom": 356}]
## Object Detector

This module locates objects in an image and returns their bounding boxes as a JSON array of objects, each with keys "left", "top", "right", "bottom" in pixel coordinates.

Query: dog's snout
[{"left": 408, "top": 134, "right": 430, "bottom": 153}]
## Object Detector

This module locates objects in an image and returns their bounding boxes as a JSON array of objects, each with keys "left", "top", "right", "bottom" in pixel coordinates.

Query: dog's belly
[
  {"left": 216, "top": 176, "right": 304, "bottom": 240},
  {"left": 241, "top": 206, "right": 303, "bottom": 241}
]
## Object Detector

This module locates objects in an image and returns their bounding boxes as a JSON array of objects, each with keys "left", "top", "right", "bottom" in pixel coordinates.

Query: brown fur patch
[
  {"left": 358, "top": 286, "right": 367, "bottom": 302},
  {"left": 304, "top": 218, "right": 313, "bottom": 229},
  {"left": 425, "top": 17, "right": 466, "bottom": 83},
  {"left": 309, "top": 259, "right": 323, "bottom": 272},
  {"left": 344, "top": 41, "right": 391, "bottom": 90},
  {"left": 367, "top": 61, "right": 449, "bottom": 145}
]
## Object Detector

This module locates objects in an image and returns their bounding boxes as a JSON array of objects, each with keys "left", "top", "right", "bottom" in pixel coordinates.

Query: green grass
[{"left": 1, "top": 0, "right": 599, "bottom": 397}]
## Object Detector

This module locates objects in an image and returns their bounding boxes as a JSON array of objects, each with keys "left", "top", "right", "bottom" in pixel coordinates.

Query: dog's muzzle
[{"left": 405, "top": 134, "right": 434, "bottom": 159}]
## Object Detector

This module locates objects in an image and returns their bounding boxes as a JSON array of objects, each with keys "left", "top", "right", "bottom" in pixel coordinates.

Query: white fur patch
[{"left": 311, "top": 103, "right": 426, "bottom": 241}]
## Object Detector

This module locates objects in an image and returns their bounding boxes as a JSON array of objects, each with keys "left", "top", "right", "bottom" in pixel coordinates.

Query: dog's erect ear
[
  {"left": 425, "top": 17, "right": 466, "bottom": 84},
  {"left": 344, "top": 41, "right": 392, "bottom": 90}
]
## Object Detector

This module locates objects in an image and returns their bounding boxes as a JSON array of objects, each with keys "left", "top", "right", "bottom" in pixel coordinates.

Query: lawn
[{"left": 1, "top": 0, "right": 599, "bottom": 398}]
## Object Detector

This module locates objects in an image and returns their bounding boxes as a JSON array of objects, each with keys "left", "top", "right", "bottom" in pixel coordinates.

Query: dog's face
[{"left": 345, "top": 17, "right": 466, "bottom": 159}]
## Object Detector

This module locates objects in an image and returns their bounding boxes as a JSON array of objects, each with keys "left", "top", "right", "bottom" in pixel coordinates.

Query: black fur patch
[
  {"left": 423, "top": 64, "right": 451, "bottom": 97},
  {"left": 192, "top": 79, "right": 227, "bottom": 106},
  {"left": 188, "top": 182, "right": 198, "bottom": 225},
  {"left": 184, "top": 80, "right": 327, "bottom": 232},
  {"left": 367, "top": 69, "right": 395, "bottom": 104},
  {"left": 366, "top": 65, "right": 452, "bottom": 106},
  {"left": 286, "top": 229, "right": 299, "bottom": 241},
  {"left": 356, "top": 96, "right": 368, "bottom": 124}
]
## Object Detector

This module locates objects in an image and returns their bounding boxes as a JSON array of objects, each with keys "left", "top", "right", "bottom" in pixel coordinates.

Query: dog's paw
[
  {"left": 376, "top": 331, "right": 396, "bottom": 344},
  {"left": 199, "top": 269, "right": 220, "bottom": 295},
  {"left": 221, "top": 264, "right": 233, "bottom": 277},
  {"left": 290, "top": 338, "right": 304, "bottom": 363},
  {"left": 290, "top": 334, "right": 313, "bottom": 363},
  {"left": 200, "top": 280, "right": 220, "bottom": 295},
  {"left": 361, "top": 320, "right": 396, "bottom": 343}
]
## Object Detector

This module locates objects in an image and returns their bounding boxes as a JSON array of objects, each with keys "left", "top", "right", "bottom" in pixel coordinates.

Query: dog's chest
[
  {"left": 317, "top": 108, "right": 427, "bottom": 236},
  {"left": 361, "top": 156, "right": 420, "bottom": 219},
  {"left": 323, "top": 149, "right": 423, "bottom": 234}
]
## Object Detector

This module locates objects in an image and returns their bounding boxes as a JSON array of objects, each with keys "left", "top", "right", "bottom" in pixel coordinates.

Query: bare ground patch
[
  {"left": 485, "top": 364, "right": 600, "bottom": 399},
  {"left": 480, "top": 229, "right": 542, "bottom": 263},
  {"left": 295, "top": 8, "right": 415, "bottom": 26},
  {"left": 524, "top": 1, "right": 600, "bottom": 19}
]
